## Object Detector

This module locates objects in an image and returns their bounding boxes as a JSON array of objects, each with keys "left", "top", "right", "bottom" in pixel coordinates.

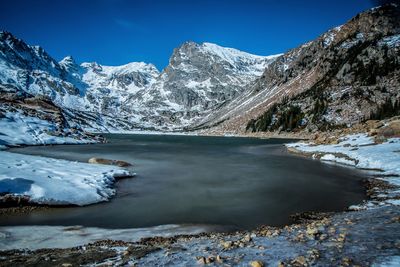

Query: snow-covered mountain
[
  {"left": 138, "top": 42, "right": 280, "bottom": 128},
  {"left": 0, "top": 31, "right": 279, "bottom": 131}
]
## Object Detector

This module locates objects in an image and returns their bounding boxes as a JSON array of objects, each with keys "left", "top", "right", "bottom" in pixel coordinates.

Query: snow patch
[
  {"left": 0, "top": 224, "right": 211, "bottom": 250},
  {"left": 378, "top": 34, "right": 400, "bottom": 48},
  {"left": 0, "top": 151, "right": 132, "bottom": 205},
  {"left": 0, "top": 111, "right": 92, "bottom": 146},
  {"left": 320, "top": 154, "right": 355, "bottom": 166},
  {"left": 372, "top": 256, "right": 400, "bottom": 267}
]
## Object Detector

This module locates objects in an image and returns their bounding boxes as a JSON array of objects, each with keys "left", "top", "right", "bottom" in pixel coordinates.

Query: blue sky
[{"left": 1, "top": 0, "right": 376, "bottom": 70}]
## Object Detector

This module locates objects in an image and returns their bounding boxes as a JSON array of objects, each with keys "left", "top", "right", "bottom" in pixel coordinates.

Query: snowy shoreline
[{"left": 0, "top": 112, "right": 134, "bottom": 206}]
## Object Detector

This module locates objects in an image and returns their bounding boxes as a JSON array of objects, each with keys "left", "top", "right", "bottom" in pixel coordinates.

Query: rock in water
[{"left": 88, "top": 157, "right": 133, "bottom": 167}]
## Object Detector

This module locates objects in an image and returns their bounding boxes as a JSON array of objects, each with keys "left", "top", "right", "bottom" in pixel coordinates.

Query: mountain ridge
[{"left": 0, "top": 32, "right": 278, "bottom": 132}]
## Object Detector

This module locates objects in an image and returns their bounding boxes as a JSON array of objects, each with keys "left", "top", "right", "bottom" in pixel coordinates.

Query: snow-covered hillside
[
  {"left": 0, "top": 31, "right": 279, "bottom": 132},
  {"left": 0, "top": 110, "right": 93, "bottom": 146}
]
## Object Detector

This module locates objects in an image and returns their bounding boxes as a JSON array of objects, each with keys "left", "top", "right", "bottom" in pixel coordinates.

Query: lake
[{"left": 1, "top": 134, "right": 366, "bottom": 230}]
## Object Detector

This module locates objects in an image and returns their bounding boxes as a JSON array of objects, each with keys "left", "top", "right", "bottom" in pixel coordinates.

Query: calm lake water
[{"left": 1, "top": 134, "right": 366, "bottom": 230}]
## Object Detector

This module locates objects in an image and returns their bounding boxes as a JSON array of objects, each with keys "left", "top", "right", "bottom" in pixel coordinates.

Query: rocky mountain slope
[
  {"left": 0, "top": 32, "right": 278, "bottom": 132},
  {"left": 134, "top": 42, "right": 279, "bottom": 129},
  {"left": 196, "top": 4, "right": 400, "bottom": 135}
]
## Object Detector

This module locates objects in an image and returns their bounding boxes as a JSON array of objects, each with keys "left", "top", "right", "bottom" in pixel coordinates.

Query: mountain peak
[
  {"left": 0, "top": 31, "right": 28, "bottom": 50},
  {"left": 0, "top": 31, "right": 14, "bottom": 40},
  {"left": 60, "top": 55, "right": 76, "bottom": 64},
  {"left": 171, "top": 40, "right": 280, "bottom": 67},
  {"left": 0, "top": 31, "right": 24, "bottom": 44},
  {"left": 80, "top": 61, "right": 159, "bottom": 76},
  {"left": 59, "top": 56, "right": 79, "bottom": 73},
  {"left": 200, "top": 42, "right": 270, "bottom": 64}
]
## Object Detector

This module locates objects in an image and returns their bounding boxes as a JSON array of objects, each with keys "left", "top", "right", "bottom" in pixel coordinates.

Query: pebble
[
  {"left": 306, "top": 226, "right": 319, "bottom": 236},
  {"left": 292, "top": 255, "right": 307, "bottom": 266},
  {"left": 205, "top": 256, "right": 215, "bottom": 264},
  {"left": 196, "top": 256, "right": 206, "bottom": 264},
  {"left": 221, "top": 241, "right": 233, "bottom": 249},
  {"left": 319, "top": 234, "right": 328, "bottom": 240},
  {"left": 342, "top": 257, "right": 353, "bottom": 266},
  {"left": 243, "top": 234, "right": 252, "bottom": 242},
  {"left": 250, "top": 260, "right": 264, "bottom": 267},
  {"left": 216, "top": 255, "right": 223, "bottom": 263}
]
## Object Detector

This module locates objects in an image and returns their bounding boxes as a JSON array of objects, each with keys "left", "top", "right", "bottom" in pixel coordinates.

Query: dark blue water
[{"left": 1, "top": 134, "right": 366, "bottom": 229}]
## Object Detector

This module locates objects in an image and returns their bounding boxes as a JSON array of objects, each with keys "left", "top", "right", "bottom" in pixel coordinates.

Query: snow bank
[
  {"left": 286, "top": 134, "right": 400, "bottom": 175},
  {"left": 0, "top": 111, "right": 93, "bottom": 147},
  {"left": 320, "top": 154, "right": 356, "bottom": 166},
  {"left": 373, "top": 256, "right": 400, "bottom": 267},
  {"left": 0, "top": 224, "right": 211, "bottom": 250},
  {"left": 0, "top": 151, "right": 132, "bottom": 205},
  {"left": 286, "top": 134, "right": 400, "bottom": 208}
]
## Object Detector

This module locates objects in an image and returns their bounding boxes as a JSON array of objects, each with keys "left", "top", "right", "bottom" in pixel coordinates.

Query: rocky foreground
[{"left": 1, "top": 206, "right": 399, "bottom": 266}]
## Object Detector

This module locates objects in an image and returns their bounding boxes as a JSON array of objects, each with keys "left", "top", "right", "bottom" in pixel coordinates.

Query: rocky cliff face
[
  {"left": 134, "top": 42, "right": 280, "bottom": 128},
  {"left": 0, "top": 33, "right": 277, "bottom": 132},
  {"left": 160, "top": 41, "right": 277, "bottom": 109},
  {"left": 199, "top": 4, "right": 400, "bottom": 134}
]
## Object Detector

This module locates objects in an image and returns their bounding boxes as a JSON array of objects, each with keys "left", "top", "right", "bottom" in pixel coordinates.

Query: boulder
[
  {"left": 377, "top": 120, "right": 400, "bottom": 138},
  {"left": 88, "top": 157, "right": 133, "bottom": 167},
  {"left": 365, "top": 120, "right": 384, "bottom": 129}
]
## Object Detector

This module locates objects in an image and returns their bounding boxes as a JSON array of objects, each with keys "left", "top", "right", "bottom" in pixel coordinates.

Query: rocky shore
[{"left": 1, "top": 206, "right": 399, "bottom": 266}]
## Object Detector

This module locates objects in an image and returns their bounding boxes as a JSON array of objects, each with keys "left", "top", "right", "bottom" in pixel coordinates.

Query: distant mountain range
[
  {"left": 0, "top": 33, "right": 279, "bottom": 132},
  {"left": 0, "top": 4, "right": 399, "bottom": 136}
]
